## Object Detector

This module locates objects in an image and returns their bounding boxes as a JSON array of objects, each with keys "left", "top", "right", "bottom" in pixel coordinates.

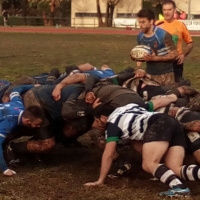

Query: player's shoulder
[
  {"left": 154, "top": 26, "right": 169, "bottom": 37},
  {"left": 155, "top": 20, "right": 165, "bottom": 26},
  {"left": 137, "top": 32, "right": 144, "bottom": 39},
  {"left": 173, "top": 19, "right": 187, "bottom": 27}
]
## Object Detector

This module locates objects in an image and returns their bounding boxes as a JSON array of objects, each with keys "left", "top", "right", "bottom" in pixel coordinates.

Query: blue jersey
[
  {"left": 137, "top": 26, "right": 176, "bottom": 75},
  {"left": 84, "top": 69, "right": 115, "bottom": 79},
  {"left": 0, "top": 85, "right": 33, "bottom": 172},
  {"left": 0, "top": 85, "right": 33, "bottom": 138},
  {"left": 0, "top": 91, "right": 24, "bottom": 137}
]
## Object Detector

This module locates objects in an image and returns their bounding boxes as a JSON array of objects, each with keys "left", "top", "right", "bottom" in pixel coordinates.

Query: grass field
[
  {"left": 1, "top": 33, "right": 200, "bottom": 87},
  {"left": 1, "top": 32, "right": 200, "bottom": 200}
]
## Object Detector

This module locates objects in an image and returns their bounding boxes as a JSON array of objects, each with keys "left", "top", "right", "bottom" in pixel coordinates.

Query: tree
[
  {"left": 142, "top": 0, "right": 164, "bottom": 20},
  {"left": 28, "top": 0, "right": 71, "bottom": 26},
  {"left": 106, "top": 0, "right": 120, "bottom": 26},
  {"left": 96, "top": 0, "right": 104, "bottom": 26},
  {"left": 96, "top": 0, "right": 121, "bottom": 27}
]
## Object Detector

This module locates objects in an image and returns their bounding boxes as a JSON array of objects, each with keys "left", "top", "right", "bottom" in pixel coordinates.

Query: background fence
[{"left": 0, "top": 16, "right": 140, "bottom": 29}]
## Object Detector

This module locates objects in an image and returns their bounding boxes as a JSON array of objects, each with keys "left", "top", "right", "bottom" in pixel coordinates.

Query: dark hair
[
  {"left": 137, "top": 9, "right": 155, "bottom": 21},
  {"left": 64, "top": 116, "right": 94, "bottom": 136},
  {"left": 65, "top": 65, "right": 79, "bottom": 75},
  {"left": 93, "top": 104, "right": 115, "bottom": 118},
  {"left": 22, "top": 106, "right": 45, "bottom": 121},
  {"left": 162, "top": 0, "right": 176, "bottom": 8}
]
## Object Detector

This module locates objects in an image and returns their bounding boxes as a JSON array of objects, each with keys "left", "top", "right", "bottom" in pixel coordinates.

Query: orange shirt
[{"left": 155, "top": 20, "right": 193, "bottom": 55}]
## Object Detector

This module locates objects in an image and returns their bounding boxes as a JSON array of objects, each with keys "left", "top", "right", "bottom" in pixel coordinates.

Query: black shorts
[
  {"left": 138, "top": 84, "right": 165, "bottom": 101},
  {"left": 143, "top": 114, "right": 186, "bottom": 148}
]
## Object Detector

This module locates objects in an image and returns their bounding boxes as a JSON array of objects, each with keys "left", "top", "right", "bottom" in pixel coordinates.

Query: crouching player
[
  {"left": 84, "top": 103, "right": 200, "bottom": 197},
  {"left": 0, "top": 85, "right": 44, "bottom": 176}
]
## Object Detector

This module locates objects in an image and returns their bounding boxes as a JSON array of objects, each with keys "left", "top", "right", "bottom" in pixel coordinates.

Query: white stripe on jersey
[
  {"left": 108, "top": 103, "right": 156, "bottom": 140},
  {"left": 9, "top": 92, "right": 20, "bottom": 100},
  {"left": 157, "top": 47, "right": 171, "bottom": 55}
]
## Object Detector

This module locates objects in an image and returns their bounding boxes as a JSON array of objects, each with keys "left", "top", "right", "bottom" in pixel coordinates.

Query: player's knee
[{"left": 142, "top": 161, "right": 151, "bottom": 173}]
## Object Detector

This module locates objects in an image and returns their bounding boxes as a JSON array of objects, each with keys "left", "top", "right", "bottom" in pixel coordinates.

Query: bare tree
[
  {"left": 96, "top": 0, "right": 104, "bottom": 26},
  {"left": 96, "top": 0, "right": 121, "bottom": 27}
]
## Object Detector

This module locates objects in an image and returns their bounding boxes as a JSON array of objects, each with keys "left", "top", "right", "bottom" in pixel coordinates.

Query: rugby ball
[{"left": 130, "top": 45, "right": 151, "bottom": 61}]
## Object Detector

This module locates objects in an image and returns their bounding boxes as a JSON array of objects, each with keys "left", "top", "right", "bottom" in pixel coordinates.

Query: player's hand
[
  {"left": 3, "top": 169, "right": 16, "bottom": 176},
  {"left": 85, "top": 92, "right": 96, "bottom": 104},
  {"left": 134, "top": 69, "right": 146, "bottom": 78},
  {"left": 136, "top": 61, "right": 142, "bottom": 68},
  {"left": 34, "top": 84, "right": 41, "bottom": 87},
  {"left": 52, "top": 84, "right": 62, "bottom": 101},
  {"left": 143, "top": 54, "right": 155, "bottom": 61},
  {"left": 176, "top": 54, "right": 185, "bottom": 65},
  {"left": 84, "top": 181, "right": 103, "bottom": 187},
  {"left": 2, "top": 95, "right": 10, "bottom": 103},
  {"left": 92, "top": 98, "right": 102, "bottom": 108}
]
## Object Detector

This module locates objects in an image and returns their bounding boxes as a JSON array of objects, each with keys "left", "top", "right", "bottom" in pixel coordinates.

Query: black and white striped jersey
[{"left": 105, "top": 103, "right": 157, "bottom": 143}]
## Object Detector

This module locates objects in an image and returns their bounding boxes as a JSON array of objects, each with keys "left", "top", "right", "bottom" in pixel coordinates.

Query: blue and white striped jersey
[{"left": 106, "top": 103, "right": 158, "bottom": 143}]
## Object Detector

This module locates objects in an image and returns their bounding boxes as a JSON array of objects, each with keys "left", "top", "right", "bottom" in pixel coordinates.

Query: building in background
[{"left": 71, "top": 0, "right": 142, "bottom": 27}]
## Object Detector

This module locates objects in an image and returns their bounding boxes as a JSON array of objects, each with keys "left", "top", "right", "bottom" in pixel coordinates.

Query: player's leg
[{"left": 142, "top": 114, "right": 189, "bottom": 196}]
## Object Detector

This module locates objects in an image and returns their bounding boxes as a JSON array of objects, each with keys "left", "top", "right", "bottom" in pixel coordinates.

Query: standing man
[
  {"left": 156, "top": 0, "right": 193, "bottom": 83},
  {"left": 136, "top": 9, "right": 177, "bottom": 86}
]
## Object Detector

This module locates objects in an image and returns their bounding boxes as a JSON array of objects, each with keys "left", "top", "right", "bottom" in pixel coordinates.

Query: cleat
[
  {"left": 6, "top": 144, "right": 20, "bottom": 168},
  {"left": 150, "top": 177, "right": 159, "bottom": 181},
  {"left": 108, "top": 161, "right": 131, "bottom": 178},
  {"left": 159, "top": 187, "right": 190, "bottom": 197},
  {"left": 6, "top": 144, "right": 15, "bottom": 162}
]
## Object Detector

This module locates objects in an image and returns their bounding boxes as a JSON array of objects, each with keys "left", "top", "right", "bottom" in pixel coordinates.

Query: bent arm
[
  {"left": 184, "top": 42, "right": 193, "bottom": 57},
  {"left": 149, "top": 32, "right": 178, "bottom": 62},
  {"left": 57, "top": 73, "right": 86, "bottom": 88},
  {"left": 153, "top": 49, "right": 178, "bottom": 61},
  {"left": 84, "top": 141, "right": 117, "bottom": 186},
  {"left": 97, "top": 142, "right": 117, "bottom": 183},
  {"left": 10, "top": 85, "right": 34, "bottom": 103},
  {"left": 150, "top": 94, "right": 177, "bottom": 111},
  {"left": 52, "top": 73, "right": 86, "bottom": 101}
]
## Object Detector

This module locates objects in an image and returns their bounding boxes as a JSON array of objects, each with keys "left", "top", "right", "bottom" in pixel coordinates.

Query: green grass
[
  {"left": 1, "top": 33, "right": 200, "bottom": 87},
  {"left": 0, "top": 32, "right": 200, "bottom": 200}
]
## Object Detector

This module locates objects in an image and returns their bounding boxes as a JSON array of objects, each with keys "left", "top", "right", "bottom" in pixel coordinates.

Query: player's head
[
  {"left": 63, "top": 116, "right": 94, "bottom": 138},
  {"left": 93, "top": 104, "right": 115, "bottom": 128},
  {"left": 137, "top": 9, "right": 155, "bottom": 33},
  {"left": 162, "top": 0, "right": 176, "bottom": 22},
  {"left": 21, "top": 106, "right": 45, "bottom": 128}
]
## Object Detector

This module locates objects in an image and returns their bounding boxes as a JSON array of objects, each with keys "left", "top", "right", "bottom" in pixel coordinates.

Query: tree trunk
[
  {"left": 105, "top": 2, "right": 109, "bottom": 26},
  {"left": 108, "top": 3, "right": 114, "bottom": 27},
  {"left": 106, "top": 0, "right": 120, "bottom": 27},
  {"left": 19, "top": 0, "right": 27, "bottom": 25},
  {"left": 0, "top": 3, "right": 2, "bottom": 14},
  {"left": 43, "top": 11, "right": 48, "bottom": 26},
  {"left": 96, "top": 0, "right": 104, "bottom": 27}
]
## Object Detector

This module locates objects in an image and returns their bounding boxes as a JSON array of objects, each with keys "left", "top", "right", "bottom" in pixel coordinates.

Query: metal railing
[{"left": 0, "top": 16, "right": 140, "bottom": 28}]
